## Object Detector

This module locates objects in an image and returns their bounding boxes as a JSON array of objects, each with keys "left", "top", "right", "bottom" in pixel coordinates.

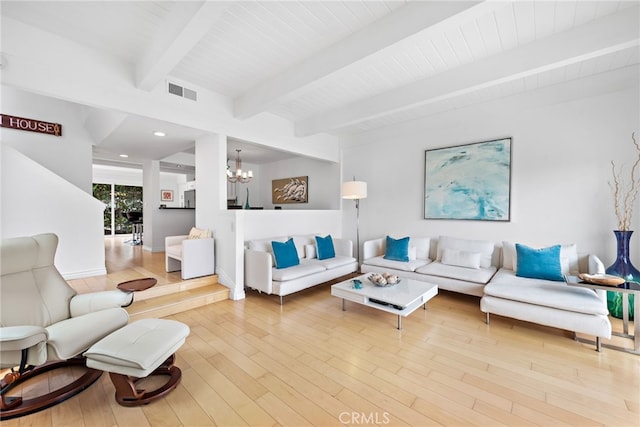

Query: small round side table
[{"left": 116, "top": 278, "right": 157, "bottom": 306}]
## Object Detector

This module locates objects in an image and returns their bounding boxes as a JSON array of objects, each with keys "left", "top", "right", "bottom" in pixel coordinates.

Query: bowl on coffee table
[{"left": 367, "top": 272, "right": 400, "bottom": 287}]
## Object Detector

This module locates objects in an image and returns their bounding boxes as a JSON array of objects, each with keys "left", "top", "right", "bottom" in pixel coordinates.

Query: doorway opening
[{"left": 93, "top": 184, "right": 143, "bottom": 236}]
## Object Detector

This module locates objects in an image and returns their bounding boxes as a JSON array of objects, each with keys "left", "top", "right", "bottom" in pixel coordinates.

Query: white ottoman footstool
[{"left": 84, "top": 318, "right": 190, "bottom": 406}]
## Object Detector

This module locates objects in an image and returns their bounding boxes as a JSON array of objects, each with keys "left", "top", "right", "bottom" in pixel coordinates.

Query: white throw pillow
[
  {"left": 502, "top": 241, "right": 517, "bottom": 270},
  {"left": 188, "top": 227, "right": 211, "bottom": 239},
  {"left": 437, "top": 236, "right": 494, "bottom": 268},
  {"left": 408, "top": 237, "right": 430, "bottom": 259},
  {"left": 441, "top": 248, "right": 481, "bottom": 269},
  {"left": 408, "top": 246, "right": 417, "bottom": 261},
  {"left": 292, "top": 234, "right": 317, "bottom": 260},
  {"left": 305, "top": 244, "right": 317, "bottom": 259}
]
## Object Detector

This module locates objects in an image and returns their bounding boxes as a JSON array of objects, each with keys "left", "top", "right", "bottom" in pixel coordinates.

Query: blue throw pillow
[
  {"left": 271, "top": 238, "right": 300, "bottom": 269},
  {"left": 384, "top": 236, "right": 410, "bottom": 262},
  {"left": 515, "top": 243, "right": 564, "bottom": 281},
  {"left": 315, "top": 235, "right": 335, "bottom": 260}
]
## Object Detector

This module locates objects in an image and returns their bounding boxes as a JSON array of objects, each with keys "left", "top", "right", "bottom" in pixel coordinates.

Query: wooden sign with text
[{"left": 1, "top": 114, "right": 62, "bottom": 136}]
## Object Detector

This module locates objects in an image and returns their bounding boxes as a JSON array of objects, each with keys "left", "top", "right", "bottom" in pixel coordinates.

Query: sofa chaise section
[{"left": 481, "top": 251, "right": 611, "bottom": 350}]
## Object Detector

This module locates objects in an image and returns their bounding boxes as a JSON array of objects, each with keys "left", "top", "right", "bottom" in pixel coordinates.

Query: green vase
[{"left": 244, "top": 188, "right": 250, "bottom": 210}]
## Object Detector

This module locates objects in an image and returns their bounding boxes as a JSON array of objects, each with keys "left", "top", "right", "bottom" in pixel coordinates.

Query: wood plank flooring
[{"left": 3, "top": 236, "right": 640, "bottom": 426}]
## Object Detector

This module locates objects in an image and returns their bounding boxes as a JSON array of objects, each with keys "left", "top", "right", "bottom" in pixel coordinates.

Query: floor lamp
[{"left": 342, "top": 178, "right": 367, "bottom": 266}]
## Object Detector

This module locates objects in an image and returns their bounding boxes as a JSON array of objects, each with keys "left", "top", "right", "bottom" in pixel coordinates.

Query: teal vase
[{"left": 244, "top": 188, "right": 250, "bottom": 210}]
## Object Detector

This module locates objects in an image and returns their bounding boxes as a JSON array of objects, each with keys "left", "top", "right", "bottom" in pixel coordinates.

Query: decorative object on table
[
  {"left": 424, "top": 137, "right": 511, "bottom": 221},
  {"left": 605, "top": 230, "right": 638, "bottom": 319},
  {"left": 272, "top": 176, "right": 308, "bottom": 204},
  {"left": 342, "top": 177, "right": 367, "bottom": 264},
  {"left": 226, "top": 149, "right": 253, "bottom": 183},
  {"left": 368, "top": 272, "right": 400, "bottom": 287},
  {"left": 244, "top": 187, "right": 250, "bottom": 210},
  {"left": 160, "top": 189, "right": 173, "bottom": 202},
  {"left": 577, "top": 273, "right": 626, "bottom": 286},
  {"left": 606, "top": 132, "right": 639, "bottom": 319}
]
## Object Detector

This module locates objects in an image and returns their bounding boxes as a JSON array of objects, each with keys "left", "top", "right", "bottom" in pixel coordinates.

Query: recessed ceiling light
[
  {"left": 119, "top": 154, "right": 129, "bottom": 158},
  {"left": 153, "top": 131, "right": 166, "bottom": 137}
]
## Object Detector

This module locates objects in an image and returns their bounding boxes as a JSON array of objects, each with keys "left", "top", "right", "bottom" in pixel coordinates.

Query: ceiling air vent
[{"left": 167, "top": 82, "right": 197, "bottom": 101}]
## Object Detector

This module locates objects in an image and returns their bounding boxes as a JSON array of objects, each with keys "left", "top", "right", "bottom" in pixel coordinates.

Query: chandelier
[{"left": 226, "top": 149, "right": 253, "bottom": 183}]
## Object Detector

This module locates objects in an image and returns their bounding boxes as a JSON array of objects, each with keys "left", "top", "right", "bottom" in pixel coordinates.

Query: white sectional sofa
[
  {"left": 361, "top": 235, "right": 611, "bottom": 349},
  {"left": 245, "top": 234, "right": 357, "bottom": 304}
]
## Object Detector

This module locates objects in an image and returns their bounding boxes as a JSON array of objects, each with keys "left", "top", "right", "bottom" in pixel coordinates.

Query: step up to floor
[
  {"left": 126, "top": 279, "right": 229, "bottom": 321},
  {"left": 130, "top": 274, "right": 219, "bottom": 301}
]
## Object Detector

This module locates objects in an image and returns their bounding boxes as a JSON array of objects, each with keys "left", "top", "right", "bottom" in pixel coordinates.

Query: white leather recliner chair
[{"left": 0, "top": 233, "right": 133, "bottom": 420}]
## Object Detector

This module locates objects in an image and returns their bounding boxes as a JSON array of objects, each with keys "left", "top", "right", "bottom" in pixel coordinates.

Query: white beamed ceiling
[{"left": 2, "top": 0, "right": 639, "bottom": 145}]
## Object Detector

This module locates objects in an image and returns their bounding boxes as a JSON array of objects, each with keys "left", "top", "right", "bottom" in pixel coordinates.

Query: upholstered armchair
[
  {"left": 0, "top": 233, "right": 133, "bottom": 420},
  {"left": 165, "top": 228, "right": 215, "bottom": 280}
]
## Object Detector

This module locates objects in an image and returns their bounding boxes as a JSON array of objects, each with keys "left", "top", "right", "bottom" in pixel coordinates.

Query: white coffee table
[{"left": 331, "top": 274, "right": 438, "bottom": 329}]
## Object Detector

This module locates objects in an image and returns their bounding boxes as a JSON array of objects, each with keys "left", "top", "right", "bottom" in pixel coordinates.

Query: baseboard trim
[{"left": 62, "top": 268, "right": 107, "bottom": 280}]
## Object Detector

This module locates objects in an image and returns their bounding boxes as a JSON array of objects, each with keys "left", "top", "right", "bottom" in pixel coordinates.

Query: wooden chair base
[
  {"left": 0, "top": 358, "right": 102, "bottom": 420},
  {"left": 110, "top": 354, "right": 182, "bottom": 407}
]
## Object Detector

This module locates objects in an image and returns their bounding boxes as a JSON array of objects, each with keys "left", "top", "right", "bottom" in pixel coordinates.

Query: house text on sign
[{"left": 1, "top": 114, "right": 62, "bottom": 136}]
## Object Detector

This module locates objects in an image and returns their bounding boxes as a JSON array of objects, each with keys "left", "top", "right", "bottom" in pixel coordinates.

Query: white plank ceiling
[{"left": 2, "top": 1, "right": 639, "bottom": 160}]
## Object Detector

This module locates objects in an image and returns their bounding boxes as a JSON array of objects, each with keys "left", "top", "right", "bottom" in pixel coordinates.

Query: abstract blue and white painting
[{"left": 424, "top": 138, "right": 511, "bottom": 221}]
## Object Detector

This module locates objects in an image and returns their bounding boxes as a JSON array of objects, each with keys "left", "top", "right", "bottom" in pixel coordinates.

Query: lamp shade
[{"left": 342, "top": 181, "right": 367, "bottom": 199}]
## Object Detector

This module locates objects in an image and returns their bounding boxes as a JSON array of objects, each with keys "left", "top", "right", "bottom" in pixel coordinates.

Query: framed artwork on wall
[
  {"left": 161, "top": 190, "right": 174, "bottom": 202},
  {"left": 272, "top": 176, "right": 308, "bottom": 204},
  {"left": 424, "top": 137, "right": 511, "bottom": 221}
]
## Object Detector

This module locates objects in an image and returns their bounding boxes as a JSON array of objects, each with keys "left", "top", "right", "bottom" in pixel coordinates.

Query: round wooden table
[{"left": 116, "top": 277, "right": 157, "bottom": 293}]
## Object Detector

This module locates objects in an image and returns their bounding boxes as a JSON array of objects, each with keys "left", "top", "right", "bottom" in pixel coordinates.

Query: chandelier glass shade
[{"left": 226, "top": 149, "right": 253, "bottom": 183}]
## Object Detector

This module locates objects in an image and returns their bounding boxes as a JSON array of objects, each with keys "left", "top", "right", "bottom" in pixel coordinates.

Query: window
[{"left": 93, "top": 184, "right": 143, "bottom": 235}]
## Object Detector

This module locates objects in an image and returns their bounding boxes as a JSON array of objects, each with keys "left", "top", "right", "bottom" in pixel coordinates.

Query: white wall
[
  {"left": 159, "top": 173, "right": 187, "bottom": 208},
  {"left": 259, "top": 157, "right": 340, "bottom": 210},
  {"left": 1, "top": 86, "right": 93, "bottom": 193},
  {"left": 1, "top": 146, "right": 106, "bottom": 278},
  {"left": 341, "top": 87, "right": 640, "bottom": 267},
  {"left": 93, "top": 165, "right": 141, "bottom": 187},
  {"left": 225, "top": 157, "right": 340, "bottom": 210}
]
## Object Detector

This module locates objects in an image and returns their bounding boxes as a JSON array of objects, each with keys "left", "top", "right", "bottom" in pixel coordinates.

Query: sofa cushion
[
  {"left": 308, "top": 256, "right": 354, "bottom": 270},
  {"left": 409, "top": 237, "right": 430, "bottom": 260},
  {"left": 516, "top": 243, "right": 564, "bottom": 281},
  {"left": 249, "top": 236, "right": 288, "bottom": 267},
  {"left": 364, "top": 255, "right": 430, "bottom": 272},
  {"left": 271, "top": 262, "right": 326, "bottom": 281},
  {"left": 292, "top": 234, "right": 317, "bottom": 259},
  {"left": 416, "top": 262, "right": 497, "bottom": 284},
  {"left": 272, "top": 238, "right": 300, "bottom": 269},
  {"left": 484, "top": 269, "right": 608, "bottom": 315},
  {"left": 384, "top": 236, "right": 410, "bottom": 262},
  {"left": 437, "top": 236, "right": 494, "bottom": 268},
  {"left": 503, "top": 241, "right": 578, "bottom": 275},
  {"left": 166, "top": 244, "right": 182, "bottom": 259},
  {"left": 249, "top": 236, "right": 288, "bottom": 252},
  {"left": 305, "top": 244, "right": 317, "bottom": 259},
  {"left": 441, "top": 248, "right": 481, "bottom": 269},
  {"left": 316, "top": 235, "right": 335, "bottom": 260}
]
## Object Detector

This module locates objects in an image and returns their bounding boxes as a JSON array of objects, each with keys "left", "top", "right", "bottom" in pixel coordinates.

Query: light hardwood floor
[{"left": 4, "top": 237, "right": 640, "bottom": 426}]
